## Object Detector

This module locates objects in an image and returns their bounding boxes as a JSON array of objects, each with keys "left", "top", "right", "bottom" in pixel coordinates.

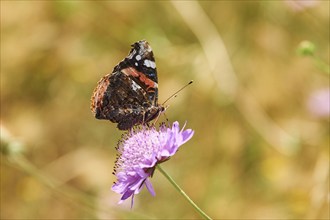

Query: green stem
[{"left": 156, "top": 164, "right": 212, "bottom": 220}]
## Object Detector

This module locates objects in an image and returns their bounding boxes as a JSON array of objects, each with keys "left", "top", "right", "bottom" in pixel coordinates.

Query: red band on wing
[{"left": 121, "top": 67, "right": 157, "bottom": 89}]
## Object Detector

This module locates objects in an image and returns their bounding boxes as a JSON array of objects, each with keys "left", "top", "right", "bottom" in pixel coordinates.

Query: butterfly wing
[{"left": 90, "top": 40, "right": 162, "bottom": 130}]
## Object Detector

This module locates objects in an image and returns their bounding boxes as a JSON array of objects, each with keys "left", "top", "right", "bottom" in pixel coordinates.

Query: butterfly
[{"left": 90, "top": 40, "right": 164, "bottom": 130}]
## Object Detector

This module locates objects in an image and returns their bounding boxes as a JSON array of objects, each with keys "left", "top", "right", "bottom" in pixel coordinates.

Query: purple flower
[
  {"left": 112, "top": 121, "right": 194, "bottom": 206},
  {"left": 284, "top": 0, "right": 319, "bottom": 12},
  {"left": 307, "top": 88, "right": 330, "bottom": 118}
]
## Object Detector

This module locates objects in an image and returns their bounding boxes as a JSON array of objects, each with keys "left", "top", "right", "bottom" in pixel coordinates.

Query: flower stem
[{"left": 156, "top": 164, "right": 212, "bottom": 220}]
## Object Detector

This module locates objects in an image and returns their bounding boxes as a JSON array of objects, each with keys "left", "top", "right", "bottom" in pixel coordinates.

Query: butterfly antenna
[
  {"left": 163, "top": 112, "right": 170, "bottom": 126},
  {"left": 162, "top": 80, "right": 193, "bottom": 105}
]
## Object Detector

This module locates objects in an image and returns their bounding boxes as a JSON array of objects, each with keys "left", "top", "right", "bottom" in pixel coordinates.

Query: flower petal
[
  {"left": 144, "top": 179, "right": 155, "bottom": 196},
  {"left": 112, "top": 121, "right": 194, "bottom": 206},
  {"left": 181, "top": 129, "right": 194, "bottom": 144}
]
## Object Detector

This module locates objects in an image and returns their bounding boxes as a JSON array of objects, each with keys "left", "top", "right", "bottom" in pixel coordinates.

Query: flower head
[
  {"left": 307, "top": 88, "right": 330, "bottom": 118},
  {"left": 112, "top": 121, "right": 194, "bottom": 206},
  {"left": 285, "top": 0, "right": 318, "bottom": 12}
]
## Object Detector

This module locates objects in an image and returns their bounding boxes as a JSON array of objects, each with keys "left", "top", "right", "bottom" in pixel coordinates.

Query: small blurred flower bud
[
  {"left": 297, "top": 40, "right": 316, "bottom": 56},
  {"left": 0, "top": 125, "right": 25, "bottom": 156}
]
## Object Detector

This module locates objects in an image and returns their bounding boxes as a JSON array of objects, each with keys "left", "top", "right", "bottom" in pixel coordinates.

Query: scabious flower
[
  {"left": 284, "top": 0, "right": 319, "bottom": 12},
  {"left": 112, "top": 121, "right": 194, "bottom": 207},
  {"left": 307, "top": 88, "right": 330, "bottom": 118}
]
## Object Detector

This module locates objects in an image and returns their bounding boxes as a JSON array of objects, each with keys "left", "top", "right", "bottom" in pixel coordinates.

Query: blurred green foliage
[{"left": 1, "top": 1, "right": 329, "bottom": 219}]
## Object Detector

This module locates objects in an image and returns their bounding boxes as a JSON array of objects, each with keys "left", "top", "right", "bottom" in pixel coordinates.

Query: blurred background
[{"left": 1, "top": 1, "right": 329, "bottom": 219}]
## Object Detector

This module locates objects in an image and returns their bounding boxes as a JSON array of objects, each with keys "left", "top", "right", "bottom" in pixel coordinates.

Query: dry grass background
[{"left": 1, "top": 1, "right": 329, "bottom": 219}]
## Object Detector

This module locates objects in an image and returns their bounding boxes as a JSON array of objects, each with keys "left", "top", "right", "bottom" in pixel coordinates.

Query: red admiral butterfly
[{"left": 91, "top": 40, "right": 165, "bottom": 130}]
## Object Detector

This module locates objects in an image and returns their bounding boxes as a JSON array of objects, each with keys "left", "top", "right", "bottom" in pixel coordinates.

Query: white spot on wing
[
  {"left": 143, "top": 59, "right": 156, "bottom": 69},
  {"left": 150, "top": 61, "right": 156, "bottom": 69},
  {"left": 131, "top": 80, "right": 141, "bottom": 91},
  {"left": 144, "top": 59, "right": 150, "bottom": 67},
  {"left": 135, "top": 62, "right": 138, "bottom": 66},
  {"left": 136, "top": 55, "right": 141, "bottom": 61}
]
